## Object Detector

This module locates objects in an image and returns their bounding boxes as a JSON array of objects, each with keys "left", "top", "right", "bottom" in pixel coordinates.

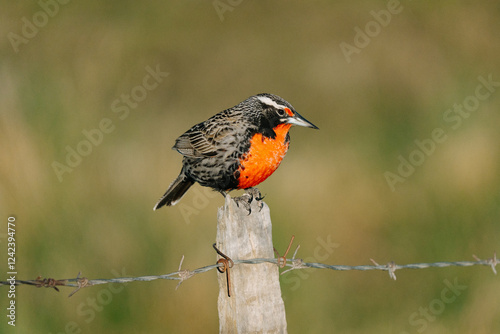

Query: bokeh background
[{"left": 1, "top": 1, "right": 500, "bottom": 333}]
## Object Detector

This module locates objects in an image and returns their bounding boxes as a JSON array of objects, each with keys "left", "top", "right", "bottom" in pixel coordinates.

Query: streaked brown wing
[
  {"left": 173, "top": 122, "right": 236, "bottom": 158},
  {"left": 176, "top": 131, "right": 218, "bottom": 158}
]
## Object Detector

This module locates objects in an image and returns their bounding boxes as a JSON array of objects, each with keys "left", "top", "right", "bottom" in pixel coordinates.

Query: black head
[{"left": 254, "top": 93, "right": 319, "bottom": 131}]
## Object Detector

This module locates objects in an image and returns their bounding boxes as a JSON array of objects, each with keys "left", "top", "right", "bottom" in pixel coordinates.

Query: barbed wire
[{"left": 1, "top": 240, "right": 497, "bottom": 297}]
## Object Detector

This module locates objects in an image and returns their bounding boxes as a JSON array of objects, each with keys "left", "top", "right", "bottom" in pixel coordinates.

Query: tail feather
[{"left": 153, "top": 173, "right": 194, "bottom": 210}]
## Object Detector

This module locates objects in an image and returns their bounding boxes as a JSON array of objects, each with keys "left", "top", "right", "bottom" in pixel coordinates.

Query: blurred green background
[{"left": 1, "top": 1, "right": 500, "bottom": 333}]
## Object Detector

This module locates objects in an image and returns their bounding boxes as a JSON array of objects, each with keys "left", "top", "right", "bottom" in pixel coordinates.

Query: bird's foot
[{"left": 233, "top": 188, "right": 264, "bottom": 215}]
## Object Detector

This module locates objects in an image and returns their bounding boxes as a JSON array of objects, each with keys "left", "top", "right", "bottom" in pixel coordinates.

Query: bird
[{"left": 153, "top": 93, "right": 318, "bottom": 211}]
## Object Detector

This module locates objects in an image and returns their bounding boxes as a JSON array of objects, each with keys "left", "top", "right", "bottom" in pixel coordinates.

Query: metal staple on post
[{"left": 213, "top": 243, "right": 234, "bottom": 297}]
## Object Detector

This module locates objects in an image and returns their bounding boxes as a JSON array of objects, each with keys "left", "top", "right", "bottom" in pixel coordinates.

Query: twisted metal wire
[{"left": 1, "top": 252, "right": 496, "bottom": 297}]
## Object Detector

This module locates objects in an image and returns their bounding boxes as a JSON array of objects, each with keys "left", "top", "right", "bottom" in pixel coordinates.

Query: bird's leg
[{"left": 233, "top": 187, "right": 264, "bottom": 214}]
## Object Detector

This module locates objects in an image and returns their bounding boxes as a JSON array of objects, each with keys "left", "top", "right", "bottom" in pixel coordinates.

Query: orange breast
[{"left": 237, "top": 123, "right": 292, "bottom": 189}]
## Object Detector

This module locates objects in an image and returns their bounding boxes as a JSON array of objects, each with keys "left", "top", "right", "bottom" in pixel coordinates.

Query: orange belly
[{"left": 237, "top": 123, "right": 292, "bottom": 189}]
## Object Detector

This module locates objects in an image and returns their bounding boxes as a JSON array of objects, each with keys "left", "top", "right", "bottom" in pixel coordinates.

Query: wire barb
[
  {"left": 213, "top": 243, "right": 234, "bottom": 297},
  {"left": 175, "top": 255, "right": 195, "bottom": 290},
  {"left": 281, "top": 245, "right": 307, "bottom": 275},
  {"left": 473, "top": 252, "right": 498, "bottom": 275},
  {"left": 370, "top": 259, "right": 398, "bottom": 280},
  {"left": 68, "top": 271, "right": 90, "bottom": 298},
  {"left": 274, "top": 235, "right": 295, "bottom": 268},
  {"left": 34, "top": 276, "right": 66, "bottom": 292}
]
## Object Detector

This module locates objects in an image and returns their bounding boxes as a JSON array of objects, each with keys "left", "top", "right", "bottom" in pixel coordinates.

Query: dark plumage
[{"left": 154, "top": 93, "right": 318, "bottom": 210}]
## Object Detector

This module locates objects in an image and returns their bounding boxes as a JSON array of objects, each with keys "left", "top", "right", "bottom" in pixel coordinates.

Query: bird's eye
[{"left": 277, "top": 109, "right": 286, "bottom": 117}]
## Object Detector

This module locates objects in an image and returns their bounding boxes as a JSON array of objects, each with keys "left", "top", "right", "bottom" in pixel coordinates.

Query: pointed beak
[{"left": 284, "top": 111, "right": 319, "bottom": 129}]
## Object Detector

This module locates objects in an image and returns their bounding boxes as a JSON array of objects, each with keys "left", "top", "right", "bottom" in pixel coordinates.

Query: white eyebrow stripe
[{"left": 257, "top": 96, "right": 286, "bottom": 110}]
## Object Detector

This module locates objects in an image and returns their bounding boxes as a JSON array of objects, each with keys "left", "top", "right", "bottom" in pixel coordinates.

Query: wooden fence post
[{"left": 216, "top": 194, "right": 287, "bottom": 334}]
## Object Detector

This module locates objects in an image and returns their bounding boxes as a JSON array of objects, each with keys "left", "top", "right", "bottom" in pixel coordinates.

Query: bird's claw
[{"left": 234, "top": 188, "right": 264, "bottom": 214}]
